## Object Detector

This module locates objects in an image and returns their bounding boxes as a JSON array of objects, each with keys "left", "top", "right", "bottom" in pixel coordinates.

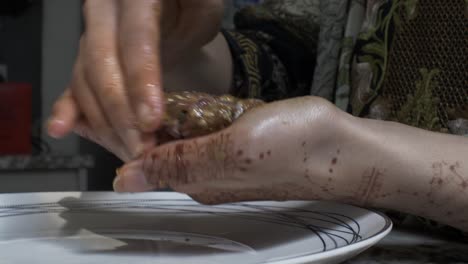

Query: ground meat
[{"left": 157, "top": 91, "right": 264, "bottom": 143}]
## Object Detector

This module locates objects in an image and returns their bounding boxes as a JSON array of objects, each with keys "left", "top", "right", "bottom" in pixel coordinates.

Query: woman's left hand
[
  {"left": 112, "top": 97, "right": 359, "bottom": 205},
  {"left": 47, "top": 0, "right": 225, "bottom": 161}
]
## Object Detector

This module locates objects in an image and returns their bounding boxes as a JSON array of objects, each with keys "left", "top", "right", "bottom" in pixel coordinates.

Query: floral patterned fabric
[
  {"left": 346, "top": 0, "right": 467, "bottom": 135},
  {"left": 335, "top": 0, "right": 367, "bottom": 111},
  {"left": 222, "top": 1, "right": 321, "bottom": 101},
  {"left": 311, "top": 0, "right": 350, "bottom": 101}
]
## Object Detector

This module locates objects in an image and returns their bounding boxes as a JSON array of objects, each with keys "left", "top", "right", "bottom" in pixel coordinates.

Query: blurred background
[{"left": 0, "top": 0, "right": 262, "bottom": 193}]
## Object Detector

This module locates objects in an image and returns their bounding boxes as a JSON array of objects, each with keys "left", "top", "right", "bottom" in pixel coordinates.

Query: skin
[
  {"left": 46, "top": 0, "right": 225, "bottom": 161},
  {"left": 114, "top": 97, "right": 468, "bottom": 232}
]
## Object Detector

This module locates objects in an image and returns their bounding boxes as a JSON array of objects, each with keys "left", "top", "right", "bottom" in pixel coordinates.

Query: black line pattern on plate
[{"left": 0, "top": 199, "right": 367, "bottom": 253}]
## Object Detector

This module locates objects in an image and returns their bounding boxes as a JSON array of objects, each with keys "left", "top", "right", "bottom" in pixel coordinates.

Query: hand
[
  {"left": 112, "top": 96, "right": 468, "bottom": 232},
  {"left": 113, "top": 97, "right": 355, "bottom": 204},
  {"left": 47, "top": 0, "right": 224, "bottom": 161}
]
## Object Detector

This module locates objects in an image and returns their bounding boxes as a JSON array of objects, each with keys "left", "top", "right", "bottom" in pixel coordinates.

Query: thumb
[
  {"left": 113, "top": 131, "right": 244, "bottom": 193},
  {"left": 47, "top": 89, "right": 79, "bottom": 139}
]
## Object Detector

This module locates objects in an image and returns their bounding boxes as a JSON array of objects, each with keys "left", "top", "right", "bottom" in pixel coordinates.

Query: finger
[
  {"left": 176, "top": 0, "right": 224, "bottom": 46},
  {"left": 161, "top": 0, "right": 224, "bottom": 65},
  {"left": 113, "top": 159, "right": 160, "bottom": 193},
  {"left": 119, "top": 0, "right": 164, "bottom": 132},
  {"left": 113, "top": 131, "right": 245, "bottom": 193},
  {"left": 74, "top": 120, "right": 131, "bottom": 161},
  {"left": 71, "top": 56, "right": 132, "bottom": 161},
  {"left": 82, "top": 0, "right": 155, "bottom": 157},
  {"left": 47, "top": 89, "right": 79, "bottom": 138}
]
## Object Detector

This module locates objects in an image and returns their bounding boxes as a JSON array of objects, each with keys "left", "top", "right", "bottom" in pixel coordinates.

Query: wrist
[
  {"left": 163, "top": 33, "right": 233, "bottom": 95},
  {"left": 344, "top": 117, "right": 463, "bottom": 209},
  {"left": 285, "top": 101, "right": 373, "bottom": 204},
  {"left": 306, "top": 111, "right": 409, "bottom": 207}
]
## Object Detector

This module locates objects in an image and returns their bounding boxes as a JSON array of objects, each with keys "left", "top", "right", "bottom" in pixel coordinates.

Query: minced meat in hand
[{"left": 157, "top": 91, "right": 264, "bottom": 143}]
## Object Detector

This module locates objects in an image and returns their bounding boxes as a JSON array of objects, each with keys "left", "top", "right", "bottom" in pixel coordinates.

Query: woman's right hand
[{"left": 47, "top": 0, "right": 225, "bottom": 161}]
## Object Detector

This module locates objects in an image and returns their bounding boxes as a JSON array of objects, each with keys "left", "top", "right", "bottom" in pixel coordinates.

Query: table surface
[
  {"left": 0, "top": 155, "right": 94, "bottom": 170},
  {"left": 346, "top": 229, "right": 468, "bottom": 263}
]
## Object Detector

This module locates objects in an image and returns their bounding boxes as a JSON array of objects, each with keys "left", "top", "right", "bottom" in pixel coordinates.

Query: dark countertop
[
  {"left": 346, "top": 229, "right": 468, "bottom": 263},
  {"left": 0, "top": 155, "right": 95, "bottom": 170}
]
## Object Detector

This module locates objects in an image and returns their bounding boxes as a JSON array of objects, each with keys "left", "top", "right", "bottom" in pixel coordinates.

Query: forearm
[
  {"left": 163, "top": 33, "right": 233, "bottom": 95},
  {"left": 342, "top": 116, "right": 468, "bottom": 231}
]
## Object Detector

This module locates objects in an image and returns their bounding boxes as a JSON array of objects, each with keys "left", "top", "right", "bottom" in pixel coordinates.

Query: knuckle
[
  {"left": 87, "top": 49, "right": 116, "bottom": 67},
  {"left": 98, "top": 79, "right": 122, "bottom": 98}
]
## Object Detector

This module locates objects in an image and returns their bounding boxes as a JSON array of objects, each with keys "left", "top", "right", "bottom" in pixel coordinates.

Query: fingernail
[
  {"left": 113, "top": 164, "right": 155, "bottom": 193},
  {"left": 47, "top": 118, "right": 66, "bottom": 139},
  {"left": 113, "top": 175, "right": 125, "bottom": 193},
  {"left": 138, "top": 104, "right": 156, "bottom": 130}
]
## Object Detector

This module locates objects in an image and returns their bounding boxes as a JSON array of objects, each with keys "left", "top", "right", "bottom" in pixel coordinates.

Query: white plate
[{"left": 0, "top": 192, "right": 392, "bottom": 264}]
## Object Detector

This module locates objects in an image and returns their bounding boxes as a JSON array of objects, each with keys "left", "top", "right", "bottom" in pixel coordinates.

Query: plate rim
[
  {"left": 267, "top": 209, "right": 392, "bottom": 264},
  {"left": 0, "top": 191, "right": 393, "bottom": 263}
]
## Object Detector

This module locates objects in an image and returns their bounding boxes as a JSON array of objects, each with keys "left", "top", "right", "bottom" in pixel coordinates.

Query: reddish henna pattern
[
  {"left": 354, "top": 167, "right": 384, "bottom": 206},
  {"left": 204, "top": 133, "right": 241, "bottom": 179},
  {"left": 304, "top": 169, "right": 316, "bottom": 184},
  {"left": 301, "top": 142, "right": 309, "bottom": 164},
  {"left": 174, "top": 143, "right": 189, "bottom": 185},
  {"left": 462, "top": 182, "right": 468, "bottom": 189},
  {"left": 449, "top": 162, "right": 468, "bottom": 189},
  {"left": 331, "top": 158, "right": 338, "bottom": 165},
  {"left": 310, "top": 175, "right": 356, "bottom": 204},
  {"left": 139, "top": 132, "right": 244, "bottom": 187},
  {"left": 141, "top": 152, "right": 161, "bottom": 186},
  {"left": 427, "top": 161, "right": 468, "bottom": 201},
  {"left": 327, "top": 149, "right": 341, "bottom": 175}
]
